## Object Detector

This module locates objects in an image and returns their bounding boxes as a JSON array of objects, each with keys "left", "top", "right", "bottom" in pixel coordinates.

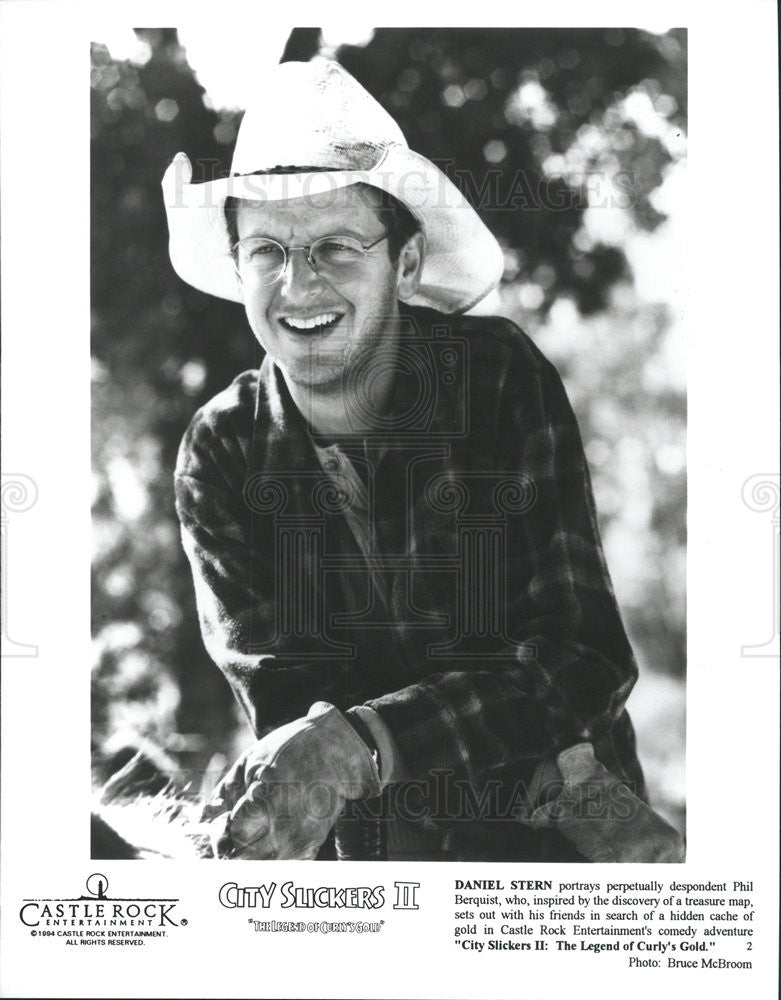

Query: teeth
[{"left": 282, "top": 313, "right": 339, "bottom": 330}]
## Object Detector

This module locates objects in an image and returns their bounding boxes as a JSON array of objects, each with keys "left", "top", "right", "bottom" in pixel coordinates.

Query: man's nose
[{"left": 277, "top": 248, "right": 326, "bottom": 299}]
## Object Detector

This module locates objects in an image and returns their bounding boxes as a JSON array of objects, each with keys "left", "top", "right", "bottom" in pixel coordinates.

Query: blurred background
[{"left": 91, "top": 26, "right": 686, "bottom": 833}]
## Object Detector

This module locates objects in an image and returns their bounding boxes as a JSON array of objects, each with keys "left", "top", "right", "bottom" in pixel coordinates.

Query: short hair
[{"left": 224, "top": 183, "right": 421, "bottom": 264}]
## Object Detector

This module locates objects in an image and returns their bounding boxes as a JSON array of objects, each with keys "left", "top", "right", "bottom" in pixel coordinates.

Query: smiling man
[
  {"left": 226, "top": 184, "right": 425, "bottom": 433},
  {"left": 163, "top": 58, "right": 680, "bottom": 862}
]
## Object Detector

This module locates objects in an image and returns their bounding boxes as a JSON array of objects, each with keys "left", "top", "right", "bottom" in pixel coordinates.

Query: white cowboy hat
[{"left": 161, "top": 58, "right": 504, "bottom": 314}]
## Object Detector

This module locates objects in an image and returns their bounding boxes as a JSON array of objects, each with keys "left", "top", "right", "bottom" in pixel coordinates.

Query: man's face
[{"left": 235, "top": 185, "right": 417, "bottom": 393}]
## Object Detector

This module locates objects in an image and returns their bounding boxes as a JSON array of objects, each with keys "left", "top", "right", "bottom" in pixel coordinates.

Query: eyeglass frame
[{"left": 230, "top": 231, "right": 390, "bottom": 285}]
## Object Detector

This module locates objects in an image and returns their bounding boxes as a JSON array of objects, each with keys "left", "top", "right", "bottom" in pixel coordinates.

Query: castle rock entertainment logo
[{"left": 19, "top": 874, "right": 187, "bottom": 947}]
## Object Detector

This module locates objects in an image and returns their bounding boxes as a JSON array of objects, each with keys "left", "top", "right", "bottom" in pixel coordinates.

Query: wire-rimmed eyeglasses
[{"left": 231, "top": 233, "right": 389, "bottom": 286}]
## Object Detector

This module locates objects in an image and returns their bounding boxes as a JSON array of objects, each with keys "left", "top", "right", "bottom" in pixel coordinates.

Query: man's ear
[{"left": 396, "top": 232, "right": 425, "bottom": 301}]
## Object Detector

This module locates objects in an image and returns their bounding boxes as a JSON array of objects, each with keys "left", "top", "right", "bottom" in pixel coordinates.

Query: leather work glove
[
  {"left": 202, "top": 702, "right": 381, "bottom": 860},
  {"left": 525, "top": 743, "right": 685, "bottom": 863}
]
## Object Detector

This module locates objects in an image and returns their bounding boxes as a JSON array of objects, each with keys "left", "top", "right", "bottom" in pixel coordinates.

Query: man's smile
[{"left": 278, "top": 312, "right": 344, "bottom": 334}]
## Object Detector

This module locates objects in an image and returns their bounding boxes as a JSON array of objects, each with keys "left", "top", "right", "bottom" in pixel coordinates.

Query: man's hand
[
  {"left": 525, "top": 743, "right": 685, "bottom": 863},
  {"left": 202, "top": 703, "right": 381, "bottom": 859}
]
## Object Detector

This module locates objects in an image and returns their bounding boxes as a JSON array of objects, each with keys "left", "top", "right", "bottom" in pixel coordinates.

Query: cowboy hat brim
[{"left": 162, "top": 144, "right": 504, "bottom": 315}]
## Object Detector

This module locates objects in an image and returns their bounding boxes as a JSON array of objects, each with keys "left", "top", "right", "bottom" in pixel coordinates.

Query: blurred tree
[
  {"left": 335, "top": 28, "right": 685, "bottom": 315},
  {"left": 92, "top": 30, "right": 256, "bottom": 771}
]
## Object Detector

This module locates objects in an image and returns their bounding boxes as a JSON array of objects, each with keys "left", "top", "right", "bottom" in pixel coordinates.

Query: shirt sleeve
[
  {"left": 363, "top": 335, "right": 639, "bottom": 791},
  {"left": 174, "top": 378, "right": 377, "bottom": 738}
]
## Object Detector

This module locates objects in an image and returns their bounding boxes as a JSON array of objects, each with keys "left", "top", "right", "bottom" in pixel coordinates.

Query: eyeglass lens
[{"left": 236, "top": 237, "right": 371, "bottom": 285}]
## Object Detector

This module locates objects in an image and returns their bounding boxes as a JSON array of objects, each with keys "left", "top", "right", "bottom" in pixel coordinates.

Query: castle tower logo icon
[{"left": 84, "top": 874, "right": 109, "bottom": 900}]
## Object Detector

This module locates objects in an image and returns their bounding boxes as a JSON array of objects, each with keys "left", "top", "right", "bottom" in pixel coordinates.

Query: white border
[{"left": 1, "top": 4, "right": 778, "bottom": 999}]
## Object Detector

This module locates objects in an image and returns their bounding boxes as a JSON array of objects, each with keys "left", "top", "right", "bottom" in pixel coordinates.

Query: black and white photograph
[
  {"left": 0, "top": 7, "right": 778, "bottom": 1000},
  {"left": 89, "top": 26, "right": 686, "bottom": 864}
]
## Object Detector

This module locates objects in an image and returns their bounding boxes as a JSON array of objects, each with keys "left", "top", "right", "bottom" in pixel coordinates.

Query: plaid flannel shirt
[{"left": 175, "top": 307, "right": 644, "bottom": 852}]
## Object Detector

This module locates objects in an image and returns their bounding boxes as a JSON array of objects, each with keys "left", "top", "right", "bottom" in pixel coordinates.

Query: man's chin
[
  {"left": 283, "top": 361, "right": 347, "bottom": 394},
  {"left": 278, "top": 335, "right": 356, "bottom": 393}
]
